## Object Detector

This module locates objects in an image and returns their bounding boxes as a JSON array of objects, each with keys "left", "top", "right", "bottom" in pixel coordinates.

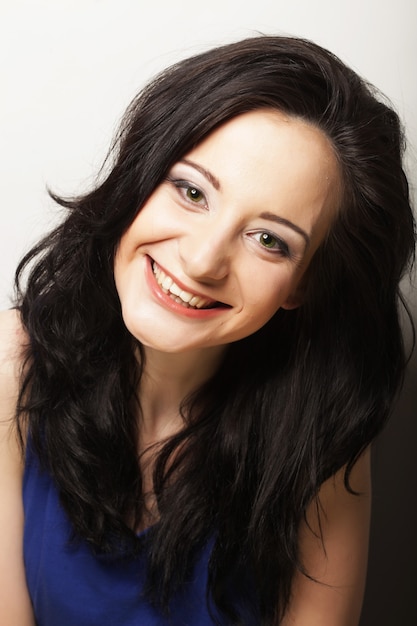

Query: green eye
[
  {"left": 260, "top": 232, "right": 277, "bottom": 248},
  {"left": 186, "top": 186, "right": 204, "bottom": 203},
  {"left": 251, "top": 231, "right": 290, "bottom": 257}
]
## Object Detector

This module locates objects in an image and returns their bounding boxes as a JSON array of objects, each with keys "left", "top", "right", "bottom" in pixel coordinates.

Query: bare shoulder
[
  {"left": 0, "top": 307, "right": 28, "bottom": 413},
  {"left": 0, "top": 307, "right": 28, "bottom": 369},
  {"left": 0, "top": 307, "right": 28, "bottom": 406},
  {"left": 0, "top": 309, "right": 35, "bottom": 623},
  {"left": 282, "top": 450, "right": 371, "bottom": 626},
  {"left": 0, "top": 307, "right": 28, "bottom": 484}
]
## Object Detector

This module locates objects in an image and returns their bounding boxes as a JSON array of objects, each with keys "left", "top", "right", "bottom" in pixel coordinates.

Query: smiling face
[{"left": 114, "top": 109, "right": 341, "bottom": 355}]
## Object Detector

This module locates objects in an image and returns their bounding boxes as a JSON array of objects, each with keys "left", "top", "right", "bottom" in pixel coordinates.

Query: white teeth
[
  {"left": 162, "top": 275, "right": 173, "bottom": 290},
  {"left": 152, "top": 262, "right": 214, "bottom": 310},
  {"left": 169, "top": 282, "right": 181, "bottom": 297},
  {"left": 179, "top": 290, "right": 193, "bottom": 303}
]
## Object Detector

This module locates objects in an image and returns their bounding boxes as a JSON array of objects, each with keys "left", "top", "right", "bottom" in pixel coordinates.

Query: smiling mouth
[{"left": 152, "top": 261, "right": 228, "bottom": 310}]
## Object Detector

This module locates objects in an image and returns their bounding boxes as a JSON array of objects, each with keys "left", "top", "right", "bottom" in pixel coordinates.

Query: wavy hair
[{"left": 15, "top": 35, "right": 415, "bottom": 624}]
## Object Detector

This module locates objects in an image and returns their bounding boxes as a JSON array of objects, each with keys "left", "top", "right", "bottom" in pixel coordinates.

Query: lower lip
[{"left": 145, "top": 256, "right": 228, "bottom": 319}]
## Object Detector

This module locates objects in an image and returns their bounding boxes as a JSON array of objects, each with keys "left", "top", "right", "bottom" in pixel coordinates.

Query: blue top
[{"left": 23, "top": 441, "right": 229, "bottom": 625}]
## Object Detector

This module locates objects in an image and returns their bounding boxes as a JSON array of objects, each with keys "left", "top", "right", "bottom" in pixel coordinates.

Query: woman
[{"left": 0, "top": 35, "right": 414, "bottom": 625}]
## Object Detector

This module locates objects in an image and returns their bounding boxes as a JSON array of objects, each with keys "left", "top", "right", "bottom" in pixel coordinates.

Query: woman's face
[{"left": 114, "top": 109, "right": 340, "bottom": 354}]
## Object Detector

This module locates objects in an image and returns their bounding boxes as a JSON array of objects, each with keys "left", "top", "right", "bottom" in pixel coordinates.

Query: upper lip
[{"left": 150, "top": 257, "right": 229, "bottom": 308}]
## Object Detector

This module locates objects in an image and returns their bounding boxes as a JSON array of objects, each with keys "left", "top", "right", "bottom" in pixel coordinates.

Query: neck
[{"left": 137, "top": 345, "right": 226, "bottom": 445}]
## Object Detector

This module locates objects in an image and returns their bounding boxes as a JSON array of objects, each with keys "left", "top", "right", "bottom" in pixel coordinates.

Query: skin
[
  {"left": 0, "top": 110, "right": 371, "bottom": 626},
  {"left": 114, "top": 109, "right": 339, "bottom": 356},
  {"left": 0, "top": 309, "right": 35, "bottom": 625},
  {"left": 281, "top": 452, "right": 371, "bottom": 626},
  {"left": 114, "top": 109, "right": 340, "bottom": 441}
]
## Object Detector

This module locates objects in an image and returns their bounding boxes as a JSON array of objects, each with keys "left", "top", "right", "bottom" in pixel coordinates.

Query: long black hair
[{"left": 15, "top": 35, "right": 415, "bottom": 624}]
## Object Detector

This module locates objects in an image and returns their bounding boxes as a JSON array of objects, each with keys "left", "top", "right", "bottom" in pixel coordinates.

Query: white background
[{"left": 0, "top": 0, "right": 416, "bottom": 309}]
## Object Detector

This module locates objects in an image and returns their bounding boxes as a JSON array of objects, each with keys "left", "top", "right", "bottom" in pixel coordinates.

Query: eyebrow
[
  {"left": 179, "top": 158, "right": 310, "bottom": 246},
  {"left": 260, "top": 212, "right": 311, "bottom": 247},
  {"left": 180, "top": 158, "right": 221, "bottom": 190}
]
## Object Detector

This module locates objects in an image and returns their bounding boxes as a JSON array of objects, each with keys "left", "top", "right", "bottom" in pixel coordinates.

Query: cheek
[
  {"left": 113, "top": 243, "right": 127, "bottom": 290},
  {"left": 114, "top": 214, "right": 144, "bottom": 274},
  {"left": 113, "top": 234, "right": 137, "bottom": 302},
  {"left": 246, "top": 269, "right": 294, "bottom": 310},
  {"left": 241, "top": 292, "right": 283, "bottom": 336},
  {"left": 240, "top": 268, "right": 302, "bottom": 336}
]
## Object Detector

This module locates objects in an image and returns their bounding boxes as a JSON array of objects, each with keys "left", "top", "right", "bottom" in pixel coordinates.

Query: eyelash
[
  {"left": 166, "top": 176, "right": 292, "bottom": 259},
  {"left": 167, "top": 178, "right": 208, "bottom": 208},
  {"left": 250, "top": 231, "right": 290, "bottom": 257}
]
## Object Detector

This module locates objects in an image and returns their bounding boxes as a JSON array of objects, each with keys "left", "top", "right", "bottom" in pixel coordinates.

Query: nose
[{"left": 179, "top": 221, "right": 232, "bottom": 283}]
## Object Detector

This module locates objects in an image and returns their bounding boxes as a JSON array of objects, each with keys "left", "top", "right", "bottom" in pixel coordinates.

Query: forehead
[{"left": 183, "top": 109, "right": 341, "bottom": 251}]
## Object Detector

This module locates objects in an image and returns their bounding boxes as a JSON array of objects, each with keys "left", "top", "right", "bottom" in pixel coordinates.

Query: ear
[{"left": 281, "top": 284, "right": 304, "bottom": 310}]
